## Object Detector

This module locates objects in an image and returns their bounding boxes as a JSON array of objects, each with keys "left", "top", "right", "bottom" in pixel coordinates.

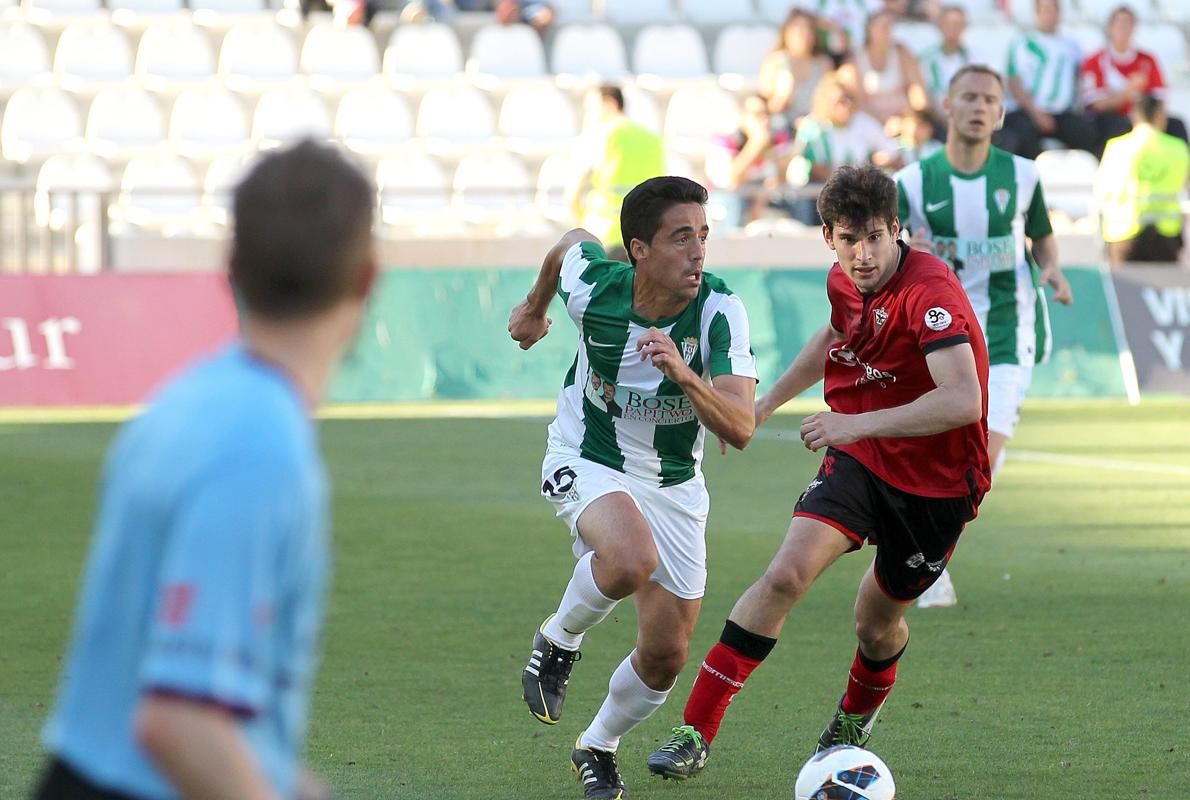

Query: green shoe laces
[
  {"left": 660, "top": 725, "right": 705, "bottom": 752},
  {"left": 835, "top": 712, "right": 871, "bottom": 745}
]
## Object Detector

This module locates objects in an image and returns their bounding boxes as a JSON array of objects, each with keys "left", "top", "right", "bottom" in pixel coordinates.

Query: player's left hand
[
  {"left": 799, "top": 411, "right": 862, "bottom": 452},
  {"left": 1040, "top": 265, "right": 1074, "bottom": 306},
  {"left": 636, "top": 328, "right": 692, "bottom": 383}
]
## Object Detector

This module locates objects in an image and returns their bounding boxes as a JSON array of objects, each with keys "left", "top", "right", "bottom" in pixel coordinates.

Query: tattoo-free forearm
[
  {"left": 678, "top": 373, "right": 755, "bottom": 449},
  {"left": 1030, "top": 234, "right": 1057, "bottom": 274},
  {"left": 527, "top": 229, "right": 597, "bottom": 312}
]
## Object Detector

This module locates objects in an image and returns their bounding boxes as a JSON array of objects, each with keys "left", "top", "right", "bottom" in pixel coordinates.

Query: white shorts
[
  {"left": 987, "top": 363, "right": 1033, "bottom": 438},
  {"left": 540, "top": 447, "right": 710, "bottom": 600}
]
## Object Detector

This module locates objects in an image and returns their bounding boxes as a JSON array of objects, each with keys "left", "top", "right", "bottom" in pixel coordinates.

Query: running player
[
  {"left": 508, "top": 176, "right": 758, "bottom": 800},
  {"left": 646, "top": 164, "right": 991, "bottom": 780},
  {"left": 34, "top": 141, "right": 375, "bottom": 800},
  {"left": 895, "top": 64, "right": 1073, "bottom": 607}
]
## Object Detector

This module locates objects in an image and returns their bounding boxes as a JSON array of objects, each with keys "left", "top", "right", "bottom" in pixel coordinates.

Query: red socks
[
  {"left": 840, "top": 645, "right": 905, "bottom": 715},
  {"left": 683, "top": 621, "right": 776, "bottom": 743}
]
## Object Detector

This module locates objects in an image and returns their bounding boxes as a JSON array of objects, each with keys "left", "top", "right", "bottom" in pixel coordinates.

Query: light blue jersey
[{"left": 43, "top": 342, "right": 329, "bottom": 800}]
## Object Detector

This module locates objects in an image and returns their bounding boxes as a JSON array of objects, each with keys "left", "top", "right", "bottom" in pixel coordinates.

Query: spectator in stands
[
  {"left": 996, "top": 0, "right": 1095, "bottom": 159},
  {"left": 787, "top": 77, "right": 902, "bottom": 223},
  {"left": 706, "top": 94, "right": 797, "bottom": 230},
  {"left": 403, "top": 0, "right": 555, "bottom": 33},
  {"left": 813, "top": 0, "right": 884, "bottom": 66},
  {"left": 569, "top": 86, "right": 665, "bottom": 258},
  {"left": 897, "top": 108, "right": 943, "bottom": 162},
  {"left": 1095, "top": 95, "right": 1190, "bottom": 265},
  {"left": 759, "top": 9, "right": 835, "bottom": 133},
  {"left": 918, "top": 4, "right": 970, "bottom": 131},
  {"left": 836, "top": 10, "right": 930, "bottom": 135},
  {"left": 1080, "top": 3, "right": 1187, "bottom": 155}
]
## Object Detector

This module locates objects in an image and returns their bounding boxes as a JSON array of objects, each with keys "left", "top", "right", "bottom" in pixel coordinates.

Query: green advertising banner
[{"left": 330, "top": 266, "right": 1129, "bottom": 402}]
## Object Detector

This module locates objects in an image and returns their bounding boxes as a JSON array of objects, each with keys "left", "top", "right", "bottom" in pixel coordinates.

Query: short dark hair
[
  {"left": 620, "top": 176, "right": 708, "bottom": 265},
  {"left": 1134, "top": 93, "right": 1163, "bottom": 123},
  {"left": 816, "top": 165, "right": 898, "bottom": 234},
  {"left": 1109, "top": 4, "right": 1136, "bottom": 24},
  {"left": 599, "top": 85, "right": 625, "bottom": 111},
  {"left": 230, "top": 140, "right": 374, "bottom": 320},
  {"left": 948, "top": 63, "right": 1003, "bottom": 95}
]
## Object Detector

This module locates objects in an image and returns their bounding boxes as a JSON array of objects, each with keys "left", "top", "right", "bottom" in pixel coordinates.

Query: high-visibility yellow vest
[{"left": 1097, "top": 125, "right": 1189, "bottom": 242}]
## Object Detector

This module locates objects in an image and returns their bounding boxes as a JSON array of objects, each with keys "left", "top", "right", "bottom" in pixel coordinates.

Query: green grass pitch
[{"left": 2, "top": 400, "right": 1188, "bottom": 798}]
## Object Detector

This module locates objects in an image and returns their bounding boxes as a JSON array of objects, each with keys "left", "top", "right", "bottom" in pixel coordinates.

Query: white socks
[
  {"left": 580, "top": 653, "right": 671, "bottom": 753},
  {"left": 542, "top": 551, "right": 617, "bottom": 650}
]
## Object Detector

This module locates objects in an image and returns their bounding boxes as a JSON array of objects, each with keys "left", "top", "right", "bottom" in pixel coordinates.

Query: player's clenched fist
[
  {"left": 800, "top": 411, "right": 863, "bottom": 452},
  {"left": 636, "top": 327, "right": 687, "bottom": 380},
  {"left": 508, "top": 299, "right": 552, "bottom": 350}
]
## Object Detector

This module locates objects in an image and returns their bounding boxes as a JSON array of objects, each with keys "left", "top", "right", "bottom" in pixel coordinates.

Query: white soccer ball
[{"left": 794, "top": 745, "right": 896, "bottom": 800}]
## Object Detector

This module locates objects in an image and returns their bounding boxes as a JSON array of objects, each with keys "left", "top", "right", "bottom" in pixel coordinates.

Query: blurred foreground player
[
  {"left": 647, "top": 165, "right": 991, "bottom": 779},
  {"left": 509, "top": 176, "right": 758, "bottom": 799},
  {"left": 35, "top": 140, "right": 377, "bottom": 800}
]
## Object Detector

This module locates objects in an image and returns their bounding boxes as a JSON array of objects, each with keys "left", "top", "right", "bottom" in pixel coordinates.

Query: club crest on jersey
[
  {"left": 873, "top": 307, "right": 888, "bottom": 332},
  {"left": 924, "top": 307, "right": 952, "bottom": 331},
  {"left": 994, "top": 187, "right": 1011, "bottom": 215},
  {"left": 681, "top": 336, "right": 699, "bottom": 364}
]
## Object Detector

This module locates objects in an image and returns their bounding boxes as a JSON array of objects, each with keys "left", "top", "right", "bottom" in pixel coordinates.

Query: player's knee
[
  {"left": 599, "top": 548, "right": 658, "bottom": 597},
  {"left": 854, "top": 616, "right": 905, "bottom": 652},
  {"left": 761, "top": 564, "right": 811, "bottom": 604},
  {"left": 636, "top": 642, "right": 687, "bottom": 686}
]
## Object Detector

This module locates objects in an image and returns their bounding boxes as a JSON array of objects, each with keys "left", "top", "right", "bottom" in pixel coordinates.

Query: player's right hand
[{"left": 508, "top": 300, "right": 552, "bottom": 350}]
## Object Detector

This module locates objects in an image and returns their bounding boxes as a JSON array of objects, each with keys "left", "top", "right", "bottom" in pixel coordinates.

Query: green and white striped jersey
[
  {"left": 895, "top": 147, "right": 1054, "bottom": 366},
  {"left": 1005, "top": 30, "right": 1082, "bottom": 114},
  {"left": 547, "top": 241, "right": 757, "bottom": 488},
  {"left": 919, "top": 44, "right": 969, "bottom": 113}
]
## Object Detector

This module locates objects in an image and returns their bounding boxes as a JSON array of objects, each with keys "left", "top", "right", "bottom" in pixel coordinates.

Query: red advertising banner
[{"left": 0, "top": 275, "right": 239, "bottom": 406}]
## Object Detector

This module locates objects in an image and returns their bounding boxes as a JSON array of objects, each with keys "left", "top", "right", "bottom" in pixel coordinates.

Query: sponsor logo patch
[{"left": 924, "top": 307, "right": 952, "bottom": 331}]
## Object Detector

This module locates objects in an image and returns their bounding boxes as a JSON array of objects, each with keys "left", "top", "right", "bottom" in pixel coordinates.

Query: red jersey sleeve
[{"left": 905, "top": 277, "right": 975, "bottom": 355}]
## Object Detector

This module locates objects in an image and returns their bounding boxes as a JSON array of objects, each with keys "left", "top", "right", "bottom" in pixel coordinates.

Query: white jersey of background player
[{"left": 894, "top": 64, "right": 1073, "bottom": 607}]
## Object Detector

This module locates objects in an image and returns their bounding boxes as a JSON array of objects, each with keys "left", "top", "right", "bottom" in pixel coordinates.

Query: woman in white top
[
  {"left": 759, "top": 10, "right": 835, "bottom": 130},
  {"left": 837, "top": 10, "right": 929, "bottom": 130}
]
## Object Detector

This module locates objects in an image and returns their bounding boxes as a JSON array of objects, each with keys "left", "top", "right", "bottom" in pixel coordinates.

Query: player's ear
[
  {"left": 629, "top": 237, "right": 648, "bottom": 264},
  {"left": 995, "top": 105, "right": 1005, "bottom": 130},
  {"left": 821, "top": 224, "right": 835, "bottom": 250}
]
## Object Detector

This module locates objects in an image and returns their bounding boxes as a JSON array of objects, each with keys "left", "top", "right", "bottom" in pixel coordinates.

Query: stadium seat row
[
  {"left": 3, "top": 15, "right": 1186, "bottom": 97},
  {"left": 3, "top": 0, "right": 1187, "bottom": 26},
  {"left": 0, "top": 82, "right": 741, "bottom": 163}
]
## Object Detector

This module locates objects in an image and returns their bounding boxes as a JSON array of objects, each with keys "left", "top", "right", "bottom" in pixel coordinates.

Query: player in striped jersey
[
  {"left": 508, "top": 176, "right": 758, "bottom": 799},
  {"left": 895, "top": 64, "right": 1074, "bottom": 607}
]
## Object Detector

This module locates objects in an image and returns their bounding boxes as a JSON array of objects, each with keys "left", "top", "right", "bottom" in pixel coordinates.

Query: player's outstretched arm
[
  {"left": 135, "top": 694, "right": 280, "bottom": 800},
  {"left": 800, "top": 342, "right": 982, "bottom": 451},
  {"left": 756, "top": 323, "right": 838, "bottom": 426},
  {"left": 508, "top": 228, "right": 600, "bottom": 350}
]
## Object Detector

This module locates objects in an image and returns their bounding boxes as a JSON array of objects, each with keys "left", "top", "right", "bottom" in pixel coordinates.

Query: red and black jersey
[{"left": 824, "top": 243, "right": 991, "bottom": 499}]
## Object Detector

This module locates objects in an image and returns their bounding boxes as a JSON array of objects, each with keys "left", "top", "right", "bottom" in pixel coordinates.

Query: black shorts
[
  {"left": 33, "top": 758, "right": 139, "bottom": 800},
  {"left": 793, "top": 448, "right": 982, "bottom": 602}
]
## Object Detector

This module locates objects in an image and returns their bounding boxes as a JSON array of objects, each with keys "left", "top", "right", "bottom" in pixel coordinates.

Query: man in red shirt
[
  {"left": 645, "top": 164, "right": 991, "bottom": 780},
  {"left": 1080, "top": 4, "right": 1186, "bottom": 154}
]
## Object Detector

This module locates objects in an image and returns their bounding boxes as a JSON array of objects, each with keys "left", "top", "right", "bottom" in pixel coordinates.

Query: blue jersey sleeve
[{"left": 139, "top": 458, "right": 306, "bottom": 715}]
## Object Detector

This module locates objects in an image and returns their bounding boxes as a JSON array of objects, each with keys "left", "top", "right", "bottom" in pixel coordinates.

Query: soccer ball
[{"left": 794, "top": 745, "right": 896, "bottom": 800}]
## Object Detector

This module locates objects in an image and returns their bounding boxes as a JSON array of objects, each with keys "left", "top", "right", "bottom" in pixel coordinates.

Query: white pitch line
[{"left": 752, "top": 427, "right": 1190, "bottom": 476}]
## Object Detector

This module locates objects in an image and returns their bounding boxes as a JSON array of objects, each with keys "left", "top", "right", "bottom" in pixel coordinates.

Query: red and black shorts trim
[{"left": 793, "top": 447, "right": 981, "bottom": 602}]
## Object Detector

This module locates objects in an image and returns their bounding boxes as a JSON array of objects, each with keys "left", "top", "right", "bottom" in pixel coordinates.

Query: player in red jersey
[{"left": 646, "top": 164, "right": 991, "bottom": 780}]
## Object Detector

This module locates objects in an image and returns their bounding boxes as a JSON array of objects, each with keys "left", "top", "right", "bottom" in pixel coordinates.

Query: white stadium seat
[
  {"left": 1137, "top": 23, "right": 1188, "bottom": 75},
  {"left": 1064, "top": 23, "right": 1105, "bottom": 60},
  {"left": 633, "top": 24, "right": 709, "bottom": 84},
  {"left": 334, "top": 85, "right": 414, "bottom": 154},
  {"left": 499, "top": 85, "right": 578, "bottom": 153},
  {"left": 54, "top": 20, "right": 134, "bottom": 88},
  {"left": 756, "top": 0, "right": 817, "bottom": 25},
  {"left": 377, "top": 153, "right": 451, "bottom": 226},
  {"left": 963, "top": 23, "right": 1017, "bottom": 76},
  {"left": 0, "top": 22, "right": 51, "bottom": 88},
  {"left": 1003, "top": 0, "right": 1034, "bottom": 26},
  {"left": 713, "top": 24, "right": 778, "bottom": 89},
  {"left": 108, "top": 0, "right": 185, "bottom": 13},
  {"left": 1, "top": 88, "right": 83, "bottom": 163},
  {"left": 949, "top": 0, "right": 999, "bottom": 22},
  {"left": 200, "top": 154, "right": 249, "bottom": 223},
  {"left": 252, "top": 87, "right": 332, "bottom": 146},
  {"left": 551, "top": 0, "right": 597, "bottom": 23},
  {"left": 1036, "top": 148, "right": 1099, "bottom": 221},
  {"left": 383, "top": 22, "right": 463, "bottom": 84},
  {"left": 551, "top": 24, "right": 628, "bottom": 83},
  {"left": 682, "top": 0, "right": 756, "bottom": 25},
  {"left": 169, "top": 87, "right": 249, "bottom": 157},
  {"left": 603, "top": 0, "right": 675, "bottom": 26},
  {"left": 300, "top": 22, "right": 380, "bottom": 83},
  {"left": 218, "top": 21, "right": 298, "bottom": 86},
  {"left": 664, "top": 85, "right": 740, "bottom": 154},
  {"left": 85, "top": 86, "right": 166, "bottom": 158},
  {"left": 113, "top": 154, "right": 200, "bottom": 227},
  {"left": 190, "top": 0, "right": 265, "bottom": 12},
  {"left": 467, "top": 23, "right": 547, "bottom": 81},
  {"left": 25, "top": 0, "right": 101, "bottom": 13},
  {"left": 136, "top": 20, "right": 216, "bottom": 84},
  {"left": 894, "top": 20, "right": 943, "bottom": 57},
  {"left": 452, "top": 152, "right": 532, "bottom": 221},
  {"left": 536, "top": 153, "right": 581, "bottom": 222},
  {"left": 415, "top": 85, "right": 495, "bottom": 149},
  {"left": 35, "top": 153, "right": 114, "bottom": 232},
  {"left": 1080, "top": 0, "right": 1159, "bottom": 24}
]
